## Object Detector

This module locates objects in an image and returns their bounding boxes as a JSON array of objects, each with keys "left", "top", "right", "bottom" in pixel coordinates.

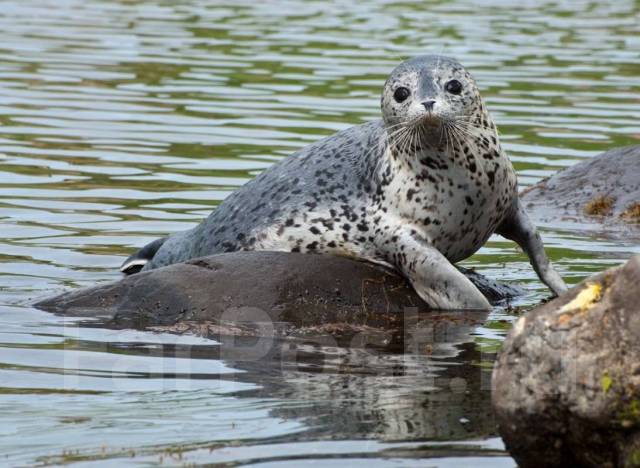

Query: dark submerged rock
[
  {"left": 35, "top": 251, "right": 521, "bottom": 335},
  {"left": 492, "top": 255, "right": 640, "bottom": 468},
  {"left": 36, "top": 251, "right": 509, "bottom": 442},
  {"left": 32, "top": 254, "right": 514, "bottom": 445},
  {"left": 522, "top": 145, "right": 640, "bottom": 239}
]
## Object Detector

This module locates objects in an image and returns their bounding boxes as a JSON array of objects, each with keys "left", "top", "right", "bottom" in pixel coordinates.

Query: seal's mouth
[{"left": 421, "top": 113, "right": 441, "bottom": 128}]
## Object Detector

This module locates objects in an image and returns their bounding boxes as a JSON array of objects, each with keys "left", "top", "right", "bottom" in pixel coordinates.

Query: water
[{"left": 0, "top": 0, "right": 639, "bottom": 465}]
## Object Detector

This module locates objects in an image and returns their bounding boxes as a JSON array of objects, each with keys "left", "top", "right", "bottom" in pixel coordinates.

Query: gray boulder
[
  {"left": 522, "top": 145, "right": 640, "bottom": 239},
  {"left": 35, "top": 251, "right": 520, "bottom": 335},
  {"left": 492, "top": 255, "right": 640, "bottom": 468}
]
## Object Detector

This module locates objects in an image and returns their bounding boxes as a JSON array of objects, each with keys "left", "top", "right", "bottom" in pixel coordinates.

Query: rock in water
[
  {"left": 35, "top": 251, "right": 521, "bottom": 334},
  {"left": 522, "top": 145, "right": 640, "bottom": 239},
  {"left": 492, "top": 255, "right": 640, "bottom": 468}
]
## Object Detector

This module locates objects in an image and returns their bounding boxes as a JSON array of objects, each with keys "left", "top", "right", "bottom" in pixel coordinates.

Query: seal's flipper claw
[{"left": 120, "top": 237, "right": 166, "bottom": 275}]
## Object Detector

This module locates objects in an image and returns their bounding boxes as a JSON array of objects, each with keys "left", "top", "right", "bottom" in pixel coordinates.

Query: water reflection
[
  {"left": 205, "top": 308, "right": 492, "bottom": 441},
  {"left": 2, "top": 305, "right": 503, "bottom": 465}
]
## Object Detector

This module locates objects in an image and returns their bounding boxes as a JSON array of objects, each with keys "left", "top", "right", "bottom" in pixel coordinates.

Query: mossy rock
[
  {"left": 492, "top": 255, "right": 640, "bottom": 467},
  {"left": 522, "top": 145, "right": 640, "bottom": 239}
]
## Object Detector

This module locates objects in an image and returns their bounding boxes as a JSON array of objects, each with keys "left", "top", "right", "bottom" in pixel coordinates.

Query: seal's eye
[
  {"left": 393, "top": 87, "right": 411, "bottom": 103},
  {"left": 445, "top": 79, "right": 462, "bottom": 95}
]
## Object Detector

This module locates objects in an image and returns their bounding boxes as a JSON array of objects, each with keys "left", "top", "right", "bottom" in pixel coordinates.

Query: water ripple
[{"left": 0, "top": 0, "right": 638, "bottom": 465}]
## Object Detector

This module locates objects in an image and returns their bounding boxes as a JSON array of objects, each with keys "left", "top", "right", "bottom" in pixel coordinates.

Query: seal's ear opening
[{"left": 120, "top": 237, "right": 166, "bottom": 275}]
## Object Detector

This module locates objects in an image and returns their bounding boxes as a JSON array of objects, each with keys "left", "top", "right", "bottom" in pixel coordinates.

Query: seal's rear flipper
[{"left": 120, "top": 237, "right": 166, "bottom": 275}]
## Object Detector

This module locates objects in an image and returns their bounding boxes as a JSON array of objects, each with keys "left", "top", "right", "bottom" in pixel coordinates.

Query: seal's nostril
[{"left": 422, "top": 100, "right": 436, "bottom": 111}]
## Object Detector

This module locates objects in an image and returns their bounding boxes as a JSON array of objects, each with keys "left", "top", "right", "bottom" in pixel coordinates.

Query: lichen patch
[
  {"left": 559, "top": 281, "right": 603, "bottom": 314},
  {"left": 584, "top": 195, "right": 615, "bottom": 217},
  {"left": 621, "top": 201, "right": 640, "bottom": 223}
]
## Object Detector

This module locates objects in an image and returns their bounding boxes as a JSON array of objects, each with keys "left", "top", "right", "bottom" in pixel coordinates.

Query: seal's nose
[{"left": 422, "top": 100, "right": 436, "bottom": 111}]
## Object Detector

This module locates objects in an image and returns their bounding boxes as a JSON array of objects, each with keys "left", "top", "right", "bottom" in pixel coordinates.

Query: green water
[{"left": 0, "top": 0, "right": 639, "bottom": 466}]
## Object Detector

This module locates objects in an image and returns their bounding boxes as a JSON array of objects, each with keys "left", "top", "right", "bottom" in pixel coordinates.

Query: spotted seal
[{"left": 121, "top": 55, "right": 567, "bottom": 310}]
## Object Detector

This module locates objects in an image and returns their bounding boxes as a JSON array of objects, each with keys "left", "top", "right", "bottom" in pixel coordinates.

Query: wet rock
[
  {"left": 35, "top": 251, "right": 521, "bottom": 335},
  {"left": 36, "top": 252, "right": 504, "bottom": 442},
  {"left": 492, "top": 255, "right": 640, "bottom": 468},
  {"left": 522, "top": 145, "right": 640, "bottom": 239}
]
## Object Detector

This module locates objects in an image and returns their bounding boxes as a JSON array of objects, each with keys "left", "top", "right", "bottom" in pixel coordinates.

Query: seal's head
[{"left": 381, "top": 55, "right": 483, "bottom": 141}]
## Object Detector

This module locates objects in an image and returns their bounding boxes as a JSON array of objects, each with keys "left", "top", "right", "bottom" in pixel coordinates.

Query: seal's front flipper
[
  {"left": 388, "top": 227, "right": 491, "bottom": 310},
  {"left": 120, "top": 237, "right": 166, "bottom": 275},
  {"left": 497, "top": 198, "right": 567, "bottom": 296}
]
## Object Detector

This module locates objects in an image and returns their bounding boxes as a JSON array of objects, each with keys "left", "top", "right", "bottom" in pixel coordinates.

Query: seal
[{"left": 121, "top": 55, "right": 567, "bottom": 310}]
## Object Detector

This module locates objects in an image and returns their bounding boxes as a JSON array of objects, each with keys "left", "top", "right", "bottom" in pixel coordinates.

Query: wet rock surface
[
  {"left": 492, "top": 255, "right": 640, "bottom": 468},
  {"left": 35, "top": 251, "right": 521, "bottom": 336},
  {"left": 35, "top": 252, "right": 503, "bottom": 443},
  {"left": 522, "top": 145, "right": 640, "bottom": 239}
]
